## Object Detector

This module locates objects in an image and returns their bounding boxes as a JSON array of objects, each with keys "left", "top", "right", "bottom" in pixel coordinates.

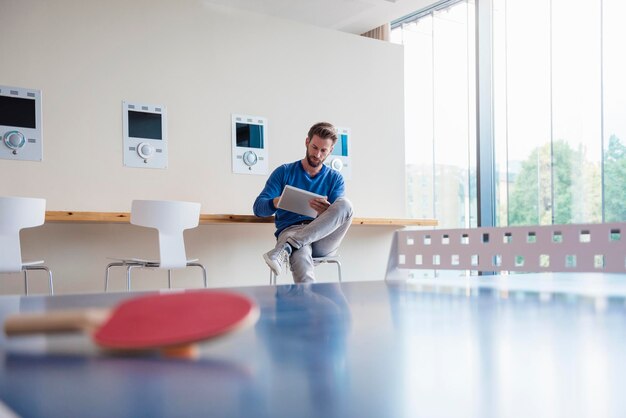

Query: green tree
[
  {"left": 508, "top": 146, "right": 541, "bottom": 225},
  {"left": 508, "top": 140, "right": 585, "bottom": 225},
  {"left": 604, "top": 134, "right": 626, "bottom": 221}
]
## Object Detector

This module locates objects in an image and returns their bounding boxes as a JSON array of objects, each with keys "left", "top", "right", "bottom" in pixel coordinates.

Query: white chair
[
  {"left": 0, "top": 196, "right": 53, "bottom": 295},
  {"left": 105, "top": 200, "right": 207, "bottom": 291},
  {"left": 269, "top": 256, "right": 342, "bottom": 285}
]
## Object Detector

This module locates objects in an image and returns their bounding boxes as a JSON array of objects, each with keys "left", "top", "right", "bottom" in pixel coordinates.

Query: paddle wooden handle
[{"left": 4, "top": 309, "right": 110, "bottom": 335}]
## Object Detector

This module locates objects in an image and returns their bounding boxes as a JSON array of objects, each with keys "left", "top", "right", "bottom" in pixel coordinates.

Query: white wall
[
  {"left": 0, "top": 0, "right": 406, "bottom": 294},
  {"left": 3, "top": 223, "right": 399, "bottom": 294}
]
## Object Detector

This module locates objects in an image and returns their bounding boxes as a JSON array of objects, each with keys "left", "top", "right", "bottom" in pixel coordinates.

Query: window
[
  {"left": 602, "top": 0, "right": 626, "bottom": 222},
  {"left": 494, "top": 0, "right": 604, "bottom": 225},
  {"left": 394, "top": 0, "right": 626, "bottom": 227},
  {"left": 391, "top": 0, "right": 477, "bottom": 229}
]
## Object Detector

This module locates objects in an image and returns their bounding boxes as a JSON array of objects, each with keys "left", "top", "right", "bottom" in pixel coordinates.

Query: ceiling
[{"left": 202, "top": 0, "right": 435, "bottom": 35}]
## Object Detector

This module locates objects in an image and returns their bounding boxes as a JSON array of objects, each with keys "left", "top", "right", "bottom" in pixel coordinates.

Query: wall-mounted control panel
[
  {"left": 325, "top": 126, "right": 351, "bottom": 179},
  {"left": 123, "top": 101, "right": 167, "bottom": 169},
  {"left": 231, "top": 114, "right": 268, "bottom": 175},
  {"left": 0, "top": 85, "right": 43, "bottom": 162}
]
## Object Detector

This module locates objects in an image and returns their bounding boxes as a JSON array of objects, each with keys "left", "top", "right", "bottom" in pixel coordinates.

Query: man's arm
[
  {"left": 327, "top": 172, "right": 346, "bottom": 203},
  {"left": 308, "top": 171, "right": 345, "bottom": 215},
  {"left": 253, "top": 166, "right": 285, "bottom": 217}
]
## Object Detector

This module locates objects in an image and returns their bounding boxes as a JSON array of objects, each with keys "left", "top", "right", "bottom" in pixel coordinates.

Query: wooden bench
[{"left": 45, "top": 211, "right": 438, "bottom": 227}]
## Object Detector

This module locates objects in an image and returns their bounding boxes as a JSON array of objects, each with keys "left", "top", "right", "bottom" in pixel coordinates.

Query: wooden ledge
[
  {"left": 350, "top": 218, "right": 437, "bottom": 226},
  {"left": 45, "top": 211, "right": 437, "bottom": 227}
]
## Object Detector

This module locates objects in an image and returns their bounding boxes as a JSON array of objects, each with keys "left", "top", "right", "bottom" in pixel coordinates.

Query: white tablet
[{"left": 277, "top": 185, "right": 325, "bottom": 218}]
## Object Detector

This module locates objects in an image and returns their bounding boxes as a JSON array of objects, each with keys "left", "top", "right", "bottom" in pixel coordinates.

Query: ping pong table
[{"left": 1, "top": 274, "right": 626, "bottom": 417}]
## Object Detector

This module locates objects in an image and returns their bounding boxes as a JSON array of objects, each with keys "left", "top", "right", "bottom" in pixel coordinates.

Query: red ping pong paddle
[{"left": 4, "top": 291, "right": 258, "bottom": 357}]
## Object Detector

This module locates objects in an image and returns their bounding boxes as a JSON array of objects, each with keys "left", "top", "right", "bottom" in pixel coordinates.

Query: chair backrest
[
  {"left": 130, "top": 200, "right": 201, "bottom": 269},
  {"left": 387, "top": 222, "right": 626, "bottom": 279},
  {"left": 0, "top": 196, "right": 46, "bottom": 273}
]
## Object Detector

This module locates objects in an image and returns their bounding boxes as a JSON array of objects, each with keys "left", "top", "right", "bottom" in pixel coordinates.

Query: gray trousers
[{"left": 275, "top": 197, "right": 353, "bottom": 283}]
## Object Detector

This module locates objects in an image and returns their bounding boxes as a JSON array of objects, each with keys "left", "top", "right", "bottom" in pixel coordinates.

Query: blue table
[{"left": 2, "top": 274, "right": 626, "bottom": 417}]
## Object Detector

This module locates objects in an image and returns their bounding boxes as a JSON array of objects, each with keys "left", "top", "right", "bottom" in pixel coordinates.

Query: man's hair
[{"left": 307, "top": 122, "right": 338, "bottom": 144}]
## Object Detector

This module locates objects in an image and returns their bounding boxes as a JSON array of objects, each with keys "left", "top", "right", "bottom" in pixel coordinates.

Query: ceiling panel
[{"left": 202, "top": 0, "right": 435, "bottom": 34}]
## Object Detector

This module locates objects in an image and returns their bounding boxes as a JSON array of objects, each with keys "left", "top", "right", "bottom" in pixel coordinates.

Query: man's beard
[{"left": 306, "top": 150, "right": 325, "bottom": 168}]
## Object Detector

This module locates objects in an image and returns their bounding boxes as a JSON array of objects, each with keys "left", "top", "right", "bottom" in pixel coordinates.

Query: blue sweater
[{"left": 253, "top": 160, "right": 345, "bottom": 236}]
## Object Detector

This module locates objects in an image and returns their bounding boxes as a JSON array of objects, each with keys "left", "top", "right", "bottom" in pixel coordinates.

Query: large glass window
[
  {"left": 391, "top": 0, "right": 477, "bottom": 229},
  {"left": 395, "top": 0, "right": 626, "bottom": 227},
  {"left": 493, "top": 0, "right": 552, "bottom": 225},
  {"left": 603, "top": 0, "right": 626, "bottom": 222},
  {"left": 494, "top": 0, "right": 604, "bottom": 226}
]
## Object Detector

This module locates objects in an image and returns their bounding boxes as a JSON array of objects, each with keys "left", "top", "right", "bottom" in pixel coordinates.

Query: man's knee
[{"left": 332, "top": 197, "right": 353, "bottom": 219}]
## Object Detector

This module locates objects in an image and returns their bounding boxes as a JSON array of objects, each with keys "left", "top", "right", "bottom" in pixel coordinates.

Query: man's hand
[{"left": 309, "top": 197, "right": 330, "bottom": 215}]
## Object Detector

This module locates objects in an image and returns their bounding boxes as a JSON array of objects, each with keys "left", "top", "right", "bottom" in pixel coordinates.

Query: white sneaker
[{"left": 263, "top": 245, "right": 291, "bottom": 276}]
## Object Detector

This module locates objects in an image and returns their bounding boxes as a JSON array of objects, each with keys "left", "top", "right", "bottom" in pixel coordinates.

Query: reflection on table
[{"left": 1, "top": 274, "right": 626, "bottom": 417}]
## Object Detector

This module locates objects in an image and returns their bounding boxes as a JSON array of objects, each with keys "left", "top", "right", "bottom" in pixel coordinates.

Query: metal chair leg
[
  {"left": 187, "top": 263, "right": 208, "bottom": 288},
  {"left": 312, "top": 258, "right": 342, "bottom": 283},
  {"left": 327, "top": 259, "right": 342, "bottom": 282},
  {"left": 23, "top": 270, "right": 28, "bottom": 295},
  {"left": 105, "top": 262, "right": 127, "bottom": 292},
  {"left": 46, "top": 267, "right": 54, "bottom": 294},
  {"left": 107, "top": 261, "right": 207, "bottom": 291},
  {"left": 269, "top": 258, "right": 342, "bottom": 285},
  {"left": 23, "top": 265, "right": 54, "bottom": 295},
  {"left": 127, "top": 264, "right": 142, "bottom": 291}
]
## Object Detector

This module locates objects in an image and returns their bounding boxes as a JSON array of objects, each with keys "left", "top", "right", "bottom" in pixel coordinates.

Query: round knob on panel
[
  {"left": 243, "top": 150, "right": 258, "bottom": 167},
  {"left": 3, "top": 131, "right": 26, "bottom": 150},
  {"left": 331, "top": 158, "right": 344, "bottom": 171},
  {"left": 137, "top": 142, "right": 155, "bottom": 159}
]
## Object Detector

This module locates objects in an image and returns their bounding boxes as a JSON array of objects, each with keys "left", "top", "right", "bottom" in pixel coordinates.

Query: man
[{"left": 253, "top": 122, "right": 353, "bottom": 283}]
